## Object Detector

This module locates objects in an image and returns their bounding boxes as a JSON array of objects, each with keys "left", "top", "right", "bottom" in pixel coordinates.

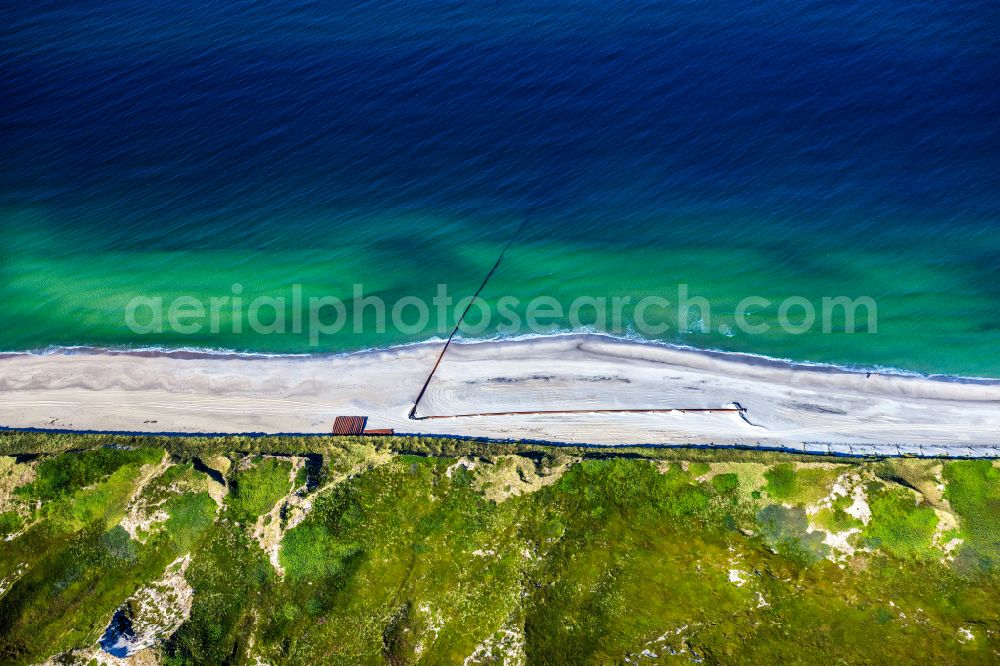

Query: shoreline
[
  {"left": 1, "top": 334, "right": 998, "bottom": 452},
  {"left": 3, "top": 331, "right": 999, "bottom": 385}
]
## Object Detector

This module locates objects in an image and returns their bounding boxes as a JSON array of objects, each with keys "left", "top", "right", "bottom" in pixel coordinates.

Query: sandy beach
[{"left": 1, "top": 335, "right": 998, "bottom": 455}]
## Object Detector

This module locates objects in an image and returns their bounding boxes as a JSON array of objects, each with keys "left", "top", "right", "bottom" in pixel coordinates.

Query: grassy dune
[{"left": 1, "top": 433, "right": 999, "bottom": 664}]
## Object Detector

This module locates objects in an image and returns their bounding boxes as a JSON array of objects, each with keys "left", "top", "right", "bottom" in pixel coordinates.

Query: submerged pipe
[
  {"left": 406, "top": 211, "right": 749, "bottom": 422},
  {"left": 408, "top": 217, "right": 527, "bottom": 419}
]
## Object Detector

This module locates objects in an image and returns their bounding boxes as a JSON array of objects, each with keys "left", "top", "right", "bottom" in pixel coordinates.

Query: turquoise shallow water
[{"left": 2, "top": 1, "right": 998, "bottom": 377}]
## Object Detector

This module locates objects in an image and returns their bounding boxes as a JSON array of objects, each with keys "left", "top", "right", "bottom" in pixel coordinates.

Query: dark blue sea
[{"left": 2, "top": 0, "right": 999, "bottom": 376}]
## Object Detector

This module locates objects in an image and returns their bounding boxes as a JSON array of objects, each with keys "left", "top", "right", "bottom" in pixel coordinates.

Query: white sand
[{"left": 1, "top": 335, "right": 998, "bottom": 454}]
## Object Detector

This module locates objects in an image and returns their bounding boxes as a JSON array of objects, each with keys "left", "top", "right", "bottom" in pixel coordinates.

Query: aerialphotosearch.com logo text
[{"left": 124, "top": 283, "right": 877, "bottom": 346}]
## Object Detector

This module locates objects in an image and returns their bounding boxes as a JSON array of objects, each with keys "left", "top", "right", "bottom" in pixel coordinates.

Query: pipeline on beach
[
  {"left": 406, "top": 214, "right": 749, "bottom": 421},
  {"left": 416, "top": 407, "right": 744, "bottom": 420},
  {"left": 408, "top": 218, "right": 527, "bottom": 419}
]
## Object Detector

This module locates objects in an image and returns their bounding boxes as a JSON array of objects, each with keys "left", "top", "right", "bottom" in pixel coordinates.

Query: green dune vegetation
[{"left": 1, "top": 432, "right": 999, "bottom": 664}]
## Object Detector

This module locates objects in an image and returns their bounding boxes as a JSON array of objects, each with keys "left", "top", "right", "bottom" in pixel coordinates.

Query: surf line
[{"left": 408, "top": 218, "right": 527, "bottom": 419}]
